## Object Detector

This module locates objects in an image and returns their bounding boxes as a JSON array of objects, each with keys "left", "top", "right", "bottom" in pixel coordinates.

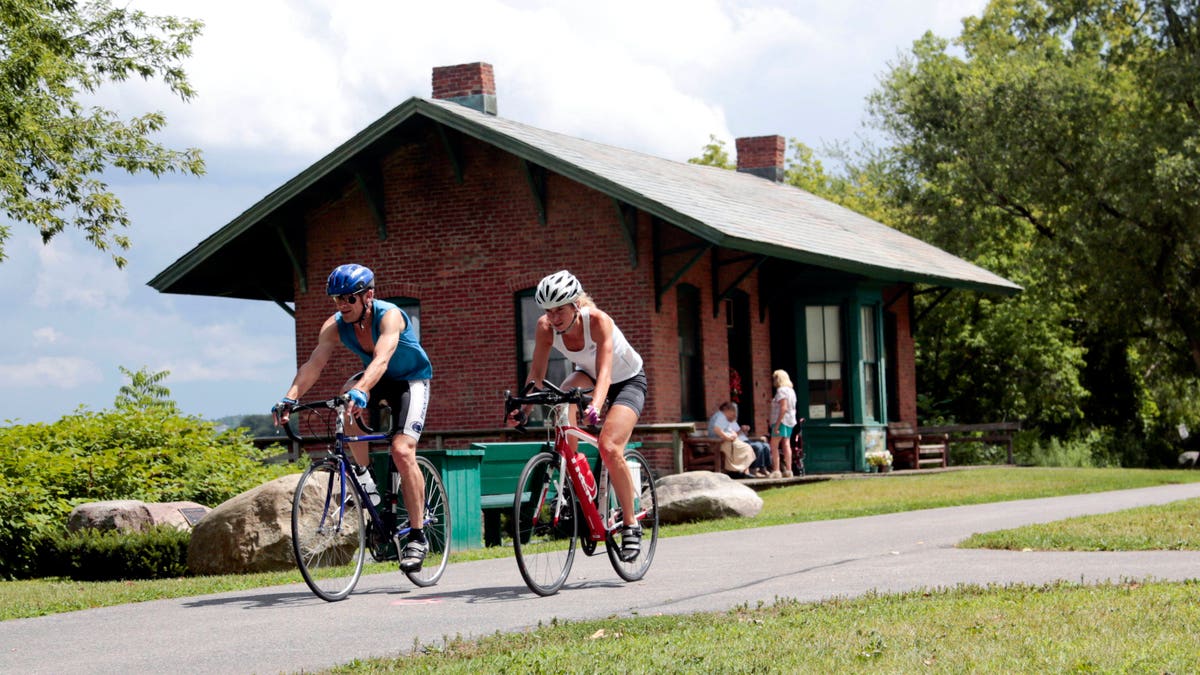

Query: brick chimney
[
  {"left": 735, "top": 135, "right": 786, "bottom": 183},
  {"left": 431, "top": 62, "right": 497, "bottom": 115}
]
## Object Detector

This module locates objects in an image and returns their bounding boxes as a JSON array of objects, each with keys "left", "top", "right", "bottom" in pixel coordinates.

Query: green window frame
[
  {"left": 805, "top": 304, "right": 847, "bottom": 421},
  {"left": 861, "top": 304, "right": 879, "bottom": 422}
]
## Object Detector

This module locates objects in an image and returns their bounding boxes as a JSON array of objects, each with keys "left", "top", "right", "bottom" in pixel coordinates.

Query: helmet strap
[{"left": 356, "top": 293, "right": 371, "bottom": 329}]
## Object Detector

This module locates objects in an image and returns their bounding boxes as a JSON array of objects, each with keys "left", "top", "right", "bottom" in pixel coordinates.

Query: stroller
[
  {"left": 766, "top": 417, "right": 805, "bottom": 477},
  {"left": 790, "top": 418, "right": 806, "bottom": 476}
]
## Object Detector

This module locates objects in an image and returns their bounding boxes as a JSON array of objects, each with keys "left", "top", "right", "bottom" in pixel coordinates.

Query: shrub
[
  {"left": 0, "top": 406, "right": 298, "bottom": 579},
  {"left": 44, "top": 525, "right": 191, "bottom": 581}
]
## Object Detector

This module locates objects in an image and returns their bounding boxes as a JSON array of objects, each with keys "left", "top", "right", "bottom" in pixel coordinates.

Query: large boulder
[
  {"left": 187, "top": 474, "right": 308, "bottom": 575},
  {"left": 68, "top": 500, "right": 210, "bottom": 533},
  {"left": 656, "top": 471, "right": 763, "bottom": 524}
]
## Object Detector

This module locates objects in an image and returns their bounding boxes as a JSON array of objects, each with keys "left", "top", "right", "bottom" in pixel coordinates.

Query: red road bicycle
[{"left": 504, "top": 381, "right": 659, "bottom": 596}]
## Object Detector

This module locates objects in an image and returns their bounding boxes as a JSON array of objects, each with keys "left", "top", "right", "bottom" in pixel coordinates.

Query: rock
[
  {"left": 655, "top": 471, "right": 763, "bottom": 524},
  {"left": 187, "top": 473, "right": 358, "bottom": 575},
  {"left": 68, "top": 500, "right": 152, "bottom": 533},
  {"left": 68, "top": 500, "right": 211, "bottom": 533},
  {"left": 145, "top": 502, "right": 211, "bottom": 530}
]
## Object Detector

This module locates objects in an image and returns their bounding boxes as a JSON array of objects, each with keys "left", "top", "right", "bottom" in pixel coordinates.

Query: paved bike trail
[{"left": 4, "top": 482, "right": 1200, "bottom": 674}]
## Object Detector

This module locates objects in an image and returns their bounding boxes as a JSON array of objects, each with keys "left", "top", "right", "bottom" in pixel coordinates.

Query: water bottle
[{"left": 574, "top": 452, "right": 597, "bottom": 501}]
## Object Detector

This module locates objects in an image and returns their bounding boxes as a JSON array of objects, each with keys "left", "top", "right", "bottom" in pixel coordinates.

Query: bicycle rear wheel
[
  {"left": 605, "top": 449, "right": 659, "bottom": 582},
  {"left": 513, "top": 452, "right": 577, "bottom": 596},
  {"left": 291, "top": 459, "right": 366, "bottom": 602},
  {"left": 401, "top": 455, "right": 451, "bottom": 587}
]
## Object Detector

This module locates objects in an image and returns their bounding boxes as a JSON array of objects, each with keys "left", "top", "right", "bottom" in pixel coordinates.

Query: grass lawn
[
  {"left": 329, "top": 581, "right": 1200, "bottom": 673},
  {"left": 5, "top": 466, "right": 1200, "bottom": 671}
]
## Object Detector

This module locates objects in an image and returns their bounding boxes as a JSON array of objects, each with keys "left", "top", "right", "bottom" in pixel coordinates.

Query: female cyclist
[{"left": 515, "top": 270, "right": 648, "bottom": 562}]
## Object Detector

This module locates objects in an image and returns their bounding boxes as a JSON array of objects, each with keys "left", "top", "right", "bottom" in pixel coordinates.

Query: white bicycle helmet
[{"left": 535, "top": 270, "right": 582, "bottom": 309}]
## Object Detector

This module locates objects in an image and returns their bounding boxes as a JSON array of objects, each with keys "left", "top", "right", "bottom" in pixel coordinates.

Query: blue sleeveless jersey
[{"left": 336, "top": 299, "right": 433, "bottom": 380}]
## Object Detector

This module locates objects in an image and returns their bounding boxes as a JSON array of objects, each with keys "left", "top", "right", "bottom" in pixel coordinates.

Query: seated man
[
  {"left": 708, "top": 401, "right": 758, "bottom": 478},
  {"left": 736, "top": 417, "right": 773, "bottom": 477}
]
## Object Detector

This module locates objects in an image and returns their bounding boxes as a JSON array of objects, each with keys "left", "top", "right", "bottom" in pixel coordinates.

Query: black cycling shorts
[
  {"left": 605, "top": 369, "right": 647, "bottom": 417},
  {"left": 348, "top": 372, "right": 430, "bottom": 440}
]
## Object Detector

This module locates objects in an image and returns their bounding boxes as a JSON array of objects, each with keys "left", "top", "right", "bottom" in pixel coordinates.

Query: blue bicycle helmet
[{"left": 326, "top": 264, "right": 375, "bottom": 296}]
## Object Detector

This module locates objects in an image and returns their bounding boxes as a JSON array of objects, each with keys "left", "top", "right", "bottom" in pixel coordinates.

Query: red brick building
[{"left": 152, "top": 62, "right": 1018, "bottom": 474}]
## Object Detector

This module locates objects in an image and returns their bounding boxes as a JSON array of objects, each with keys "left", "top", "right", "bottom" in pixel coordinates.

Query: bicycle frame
[
  {"left": 540, "top": 402, "right": 647, "bottom": 542},
  {"left": 293, "top": 400, "right": 419, "bottom": 541}
]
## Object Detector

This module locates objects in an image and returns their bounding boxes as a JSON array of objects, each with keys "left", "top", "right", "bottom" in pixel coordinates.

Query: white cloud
[
  {"left": 33, "top": 327, "right": 63, "bottom": 344},
  {"left": 33, "top": 238, "right": 130, "bottom": 309},
  {"left": 0, "top": 356, "right": 104, "bottom": 388},
  {"left": 126, "top": 319, "right": 292, "bottom": 384}
]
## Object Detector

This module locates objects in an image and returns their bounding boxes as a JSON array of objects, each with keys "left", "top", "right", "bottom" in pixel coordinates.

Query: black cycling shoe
[
  {"left": 618, "top": 525, "right": 642, "bottom": 562},
  {"left": 399, "top": 539, "right": 427, "bottom": 572}
]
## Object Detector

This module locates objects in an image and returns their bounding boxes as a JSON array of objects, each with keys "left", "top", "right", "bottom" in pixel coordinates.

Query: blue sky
[{"left": 0, "top": 0, "right": 985, "bottom": 425}]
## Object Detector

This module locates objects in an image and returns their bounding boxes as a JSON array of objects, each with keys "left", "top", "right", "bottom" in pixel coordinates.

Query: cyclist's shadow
[
  {"left": 179, "top": 579, "right": 627, "bottom": 610},
  {"left": 403, "top": 578, "right": 628, "bottom": 604},
  {"left": 180, "top": 590, "right": 329, "bottom": 610}
]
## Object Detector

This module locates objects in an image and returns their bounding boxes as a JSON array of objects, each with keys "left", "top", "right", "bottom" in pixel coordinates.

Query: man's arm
[{"left": 284, "top": 316, "right": 339, "bottom": 401}]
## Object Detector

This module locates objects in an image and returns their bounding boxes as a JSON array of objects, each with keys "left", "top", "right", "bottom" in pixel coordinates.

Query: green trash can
[{"left": 370, "top": 446, "right": 485, "bottom": 552}]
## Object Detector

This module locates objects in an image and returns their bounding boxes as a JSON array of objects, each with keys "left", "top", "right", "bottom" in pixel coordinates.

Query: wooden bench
[
  {"left": 886, "top": 421, "right": 948, "bottom": 470},
  {"left": 471, "top": 441, "right": 603, "bottom": 547},
  {"left": 918, "top": 422, "right": 1022, "bottom": 465},
  {"left": 683, "top": 424, "right": 724, "bottom": 472}
]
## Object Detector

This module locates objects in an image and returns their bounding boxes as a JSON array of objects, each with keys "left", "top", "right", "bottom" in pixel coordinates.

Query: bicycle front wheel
[
  {"left": 401, "top": 455, "right": 451, "bottom": 587},
  {"left": 605, "top": 449, "right": 659, "bottom": 582},
  {"left": 291, "top": 459, "right": 366, "bottom": 602},
  {"left": 513, "top": 452, "right": 577, "bottom": 596}
]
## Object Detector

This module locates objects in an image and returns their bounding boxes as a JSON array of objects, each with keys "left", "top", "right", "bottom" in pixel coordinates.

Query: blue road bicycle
[{"left": 281, "top": 394, "right": 450, "bottom": 601}]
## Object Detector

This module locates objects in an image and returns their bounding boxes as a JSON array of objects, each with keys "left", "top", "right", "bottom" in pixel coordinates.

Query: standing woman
[
  {"left": 768, "top": 369, "right": 798, "bottom": 478},
  {"left": 518, "top": 271, "right": 648, "bottom": 562}
]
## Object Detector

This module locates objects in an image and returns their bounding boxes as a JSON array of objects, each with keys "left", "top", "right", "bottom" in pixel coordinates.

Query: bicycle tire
[
  {"left": 401, "top": 455, "right": 451, "bottom": 587},
  {"left": 291, "top": 459, "right": 366, "bottom": 602},
  {"left": 513, "top": 452, "right": 577, "bottom": 596},
  {"left": 605, "top": 449, "right": 659, "bottom": 582}
]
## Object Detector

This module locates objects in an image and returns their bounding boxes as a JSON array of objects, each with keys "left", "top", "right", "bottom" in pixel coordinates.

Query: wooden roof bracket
[
  {"left": 652, "top": 217, "right": 711, "bottom": 311},
  {"left": 884, "top": 283, "right": 913, "bottom": 311},
  {"left": 712, "top": 251, "right": 766, "bottom": 317},
  {"left": 523, "top": 160, "right": 548, "bottom": 226},
  {"left": 261, "top": 288, "right": 296, "bottom": 318},
  {"left": 273, "top": 221, "right": 307, "bottom": 295},
  {"left": 914, "top": 286, "right": 953, "bottom": 323},
  {"left": 435, "top": 123, "right": 464, "bottom": 184},
  {"left": 613, "top": 199, "right": 638, "bottom": 268},
  {"left": 353, "top": 162, "right": 388, "bottom": 241}
]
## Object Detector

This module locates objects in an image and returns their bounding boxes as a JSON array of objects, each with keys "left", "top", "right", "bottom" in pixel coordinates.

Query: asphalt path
[{"left": 5, "top": 482, "right": 1200, "bottom": 674}]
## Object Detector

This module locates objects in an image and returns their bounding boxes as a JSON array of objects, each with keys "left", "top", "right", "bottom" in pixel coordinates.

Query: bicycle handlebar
[
  {"left": 278, "top": 394, "right": 389, "bottom": 442},
  {"left": 504, "top": 380, "right": 594, "bottom": 432}
]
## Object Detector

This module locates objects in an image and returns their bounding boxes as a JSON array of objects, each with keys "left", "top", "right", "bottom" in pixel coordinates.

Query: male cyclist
[{"left": 273, "top": 264, "right": 433, "bottom": 572}]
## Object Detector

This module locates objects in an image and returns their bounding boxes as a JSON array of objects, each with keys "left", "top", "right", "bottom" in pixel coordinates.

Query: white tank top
[{"left": 552, "top": 306, "right": 643, "bottom": 383}]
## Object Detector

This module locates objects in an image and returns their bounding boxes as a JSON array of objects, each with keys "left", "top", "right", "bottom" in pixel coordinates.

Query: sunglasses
[{"left": 333, "top": 292, "right": 363, "bottom": 305}]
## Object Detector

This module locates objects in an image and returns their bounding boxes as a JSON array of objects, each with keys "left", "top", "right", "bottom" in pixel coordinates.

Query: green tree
[
  {"left": 868, "top": 0, "right": 1200, "bottom": 463},
  {"left": 687, "top": 134, "right": 735, "bottom": 169},
  {"left": 114, "top": 366, "right": 175, "bottom": 412},
  {"left": 0, "top": 0, "right": 205, "bottom": 267}
]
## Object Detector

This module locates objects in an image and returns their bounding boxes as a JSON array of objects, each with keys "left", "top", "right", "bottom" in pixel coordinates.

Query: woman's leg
[
  {"left": 770, "top": 428, "right": 782, "bottom": 473},
  {"left": 599, "top": 404, "right": 639, "bottom": 527}
]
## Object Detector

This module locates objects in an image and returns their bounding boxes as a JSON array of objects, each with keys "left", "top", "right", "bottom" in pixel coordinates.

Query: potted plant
[{"left": 866, "top": 450, "right": 893, "bottom": 473}]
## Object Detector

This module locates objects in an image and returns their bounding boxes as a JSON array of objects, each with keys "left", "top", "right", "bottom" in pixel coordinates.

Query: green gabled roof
[{"left": 150, "top": 97, "right": 1021, "bottom": 301}]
